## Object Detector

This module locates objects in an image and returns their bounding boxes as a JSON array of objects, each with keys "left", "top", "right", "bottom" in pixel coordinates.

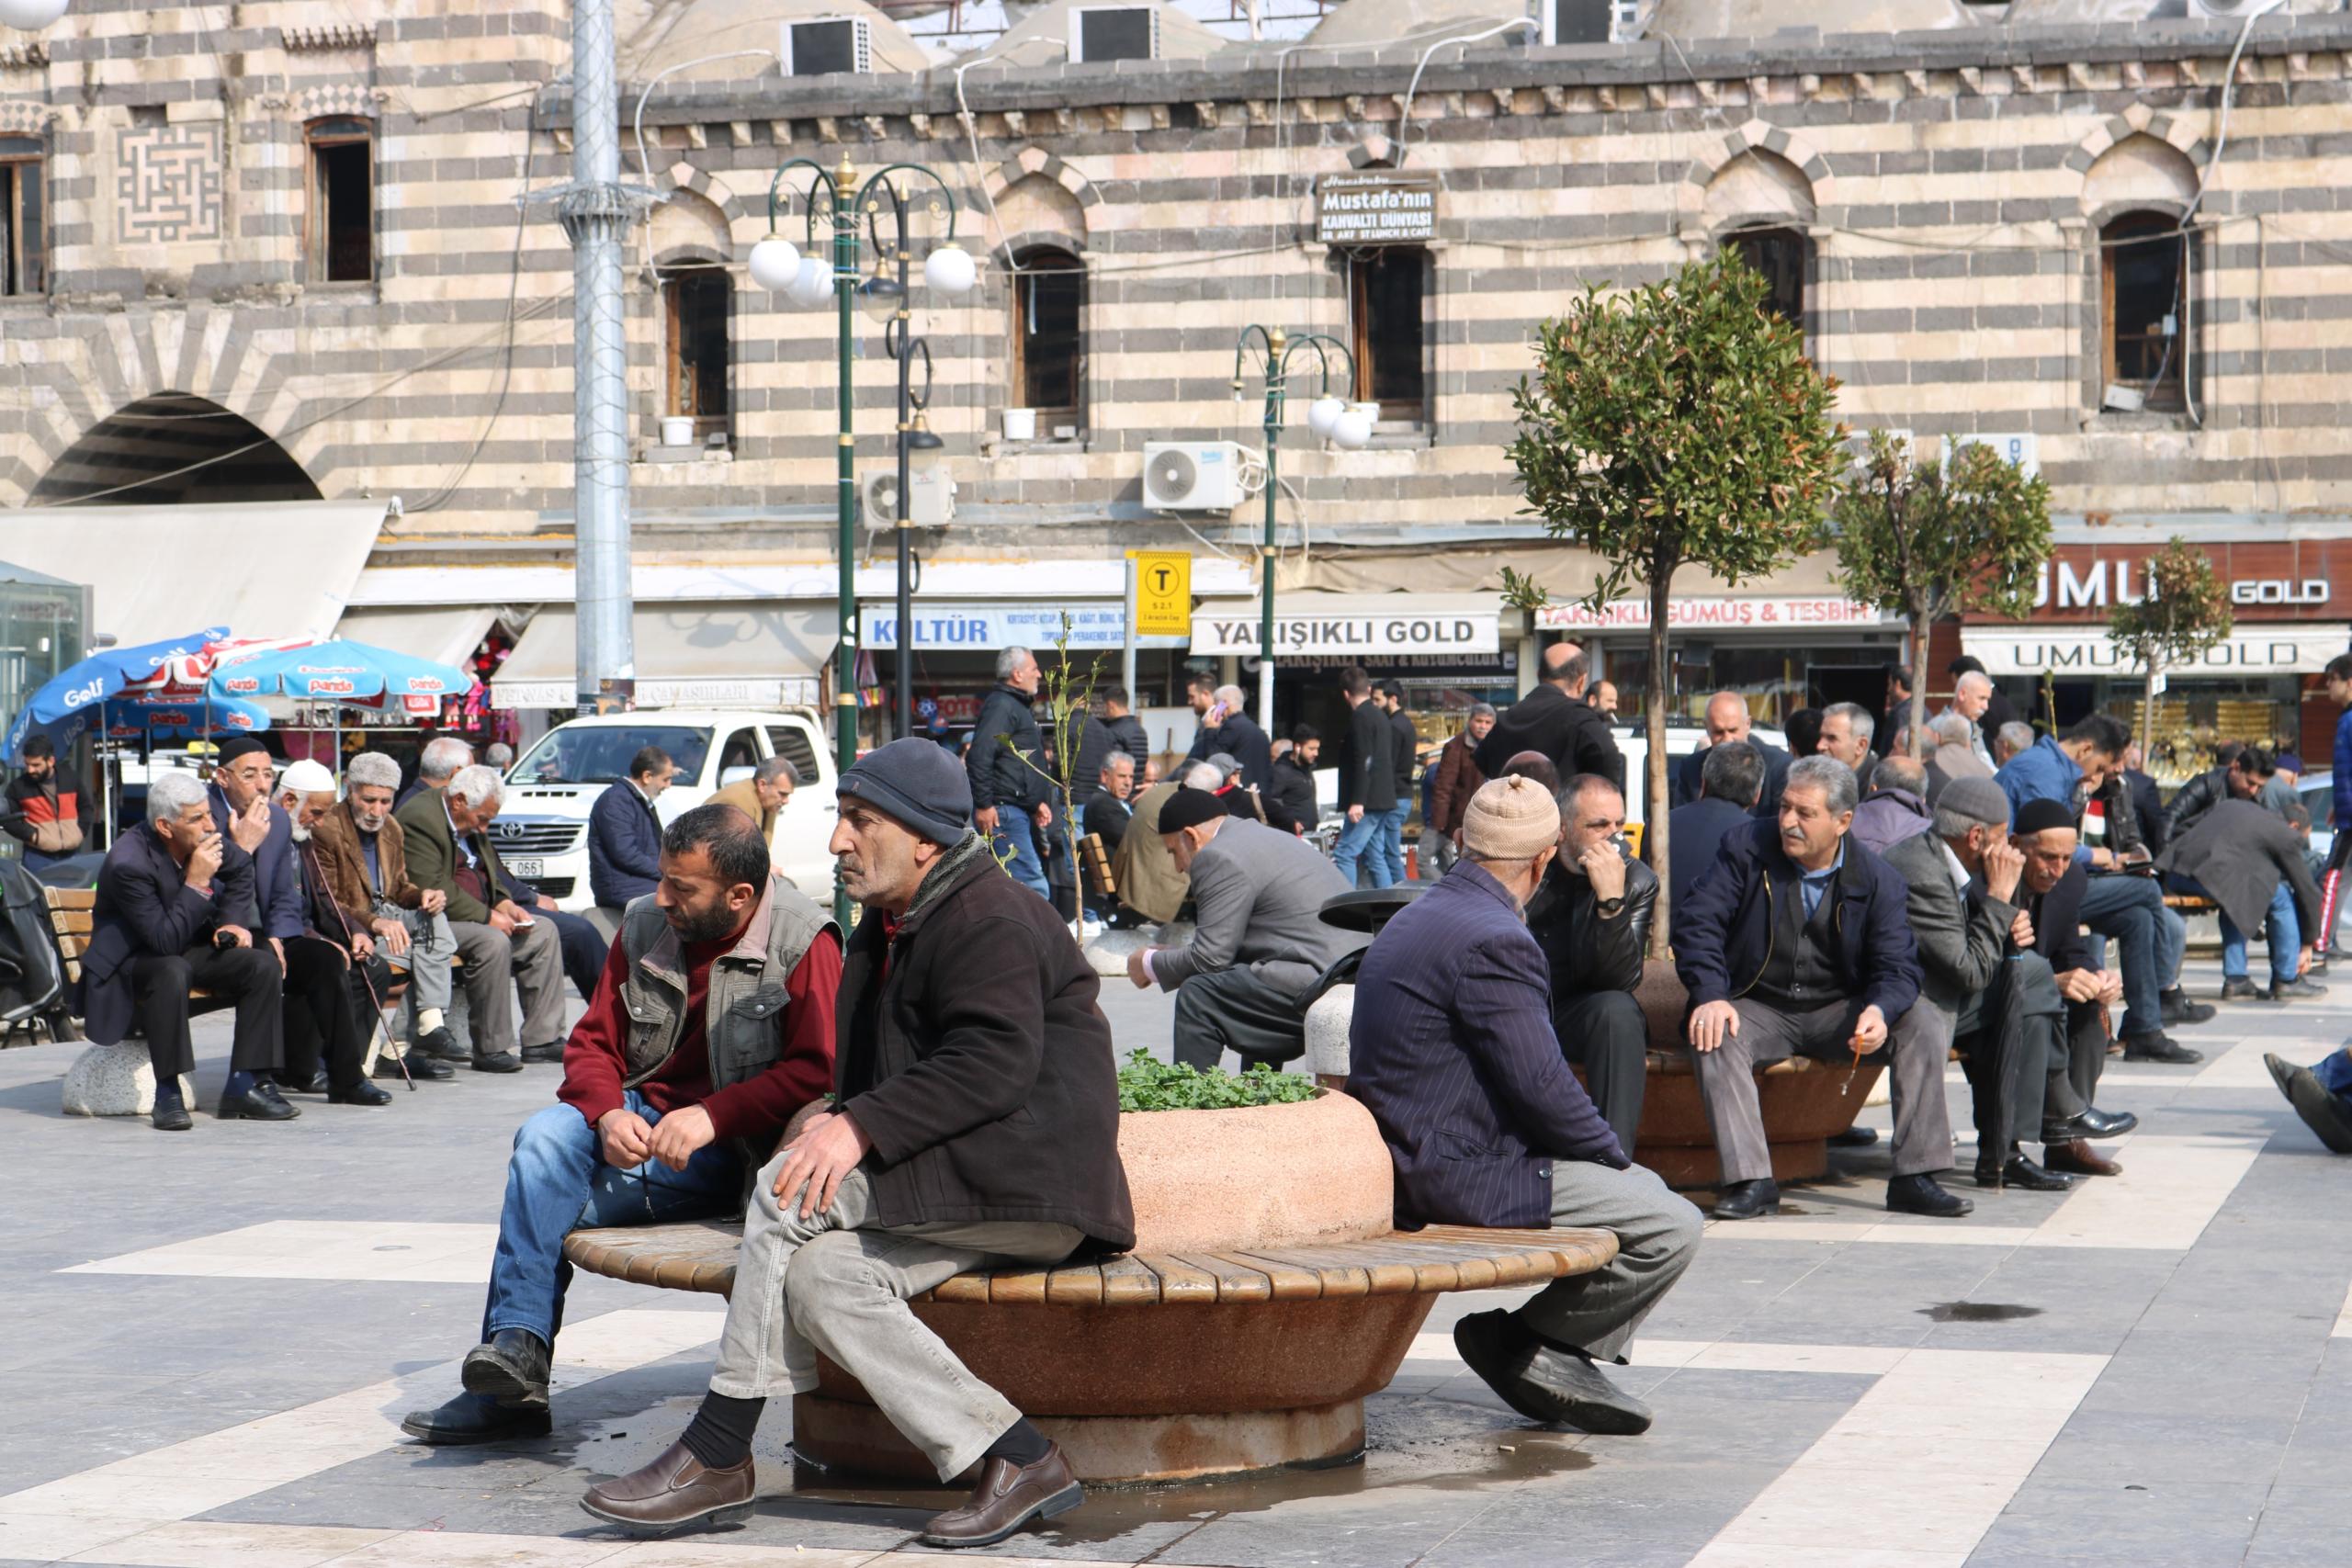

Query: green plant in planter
[{"left": 1115, "top": 1048, "right": 1317, "bottom": 1112}]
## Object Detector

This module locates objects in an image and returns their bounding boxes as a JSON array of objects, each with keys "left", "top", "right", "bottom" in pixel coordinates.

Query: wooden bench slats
[
  {"left": 983, "top": 1269, "right": 1053, "bottom": 1305},
  {"left": 1138, "top": 1253, "right": 1220, "bottom": 1304},
  {"left": 48, "top": 888, "right": 94, "bottom": 910},
  {"left": 1043, "top": 1263, "right": 1103, "bottom": 1305},
  {"left": 1167, "top": 1251, "right": 1273, "bottom": 1303},
  {"left": 927, "top": 1275, "right": 992, "bottom": 1304},
  {"left": 1231, "top": 1247, "right": 1374, "bottom": 1298},
  {"left": 1096, "top": 1252, "right": 1162, "bottom": 1305},
  {"left": 1210, "top": 1251, "right": 1320, "bottom": 1301}
]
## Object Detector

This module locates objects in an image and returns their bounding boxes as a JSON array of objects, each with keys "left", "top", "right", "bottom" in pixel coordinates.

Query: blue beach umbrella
[
  {"left": 3, "top": 626, "right": 232, "bottom": 763},
  {"left": 207, "top": 638, "right": 477, "bottom": 706}
]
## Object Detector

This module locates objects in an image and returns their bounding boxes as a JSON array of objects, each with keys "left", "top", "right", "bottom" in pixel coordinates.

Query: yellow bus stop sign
[{"left": 1131, "top": 551, "right": 1191, "bottom": 637}]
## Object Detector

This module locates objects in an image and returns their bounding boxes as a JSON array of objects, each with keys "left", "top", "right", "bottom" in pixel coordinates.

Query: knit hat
[
  {"left": 277, "top": 759, "right": 335, "bottom": 795},
  {"left": 837, "top": 737, "right": 974, "bottom": 846},
  {"left": 1157, "top": 785, "right": 1227, "bottom": 835},
  {"left": 215, "top": 735, "right": 272, "bottom": 766},
  {"left": 1460, "top": 775, "right": 1561, "bottom": 861},
  {"left": 1938, "top": 775, "right": 2010, "bottom": 830},
  {"left": 2013, "top": 797, "right": 2075, "bottom": 836}
]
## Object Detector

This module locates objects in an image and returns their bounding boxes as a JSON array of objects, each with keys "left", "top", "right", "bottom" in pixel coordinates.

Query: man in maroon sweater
[{"left": 401, "top": 803, "right": 840, "bottom": 1445}]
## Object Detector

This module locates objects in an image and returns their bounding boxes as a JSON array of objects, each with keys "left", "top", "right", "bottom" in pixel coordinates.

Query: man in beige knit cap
[{"left": 1346, "top": 777, "right": 1702, "bottom": 1435}]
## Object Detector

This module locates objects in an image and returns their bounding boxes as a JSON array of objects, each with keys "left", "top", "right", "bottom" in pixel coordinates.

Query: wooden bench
[
  {"left": 564, "top": 1217, "right": 1619, "bottom": 1483},
  {"left": 1079, "top": 830, "right": 1115, "bottom": 898},
  {"left": 2163, "top": 893, "right": 2217, "bottom": 913}
]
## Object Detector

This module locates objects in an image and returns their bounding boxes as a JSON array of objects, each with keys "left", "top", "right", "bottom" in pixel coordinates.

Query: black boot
[
  {"left": 401, "top": 1390, "right": 554, "bottom": 1446},
  {"left": 461, "top": 1328, "right": 551, "bottom": 1407},
  {"left": 1885, "top": 1172, "right": 1973, "bottom": 1217},
  {"left": 2161, "top": 987, "right": 2217, "bottom": 1025},
  {"left": 1711, "top": 1179, "right": 1781, "bottom": 1220}
]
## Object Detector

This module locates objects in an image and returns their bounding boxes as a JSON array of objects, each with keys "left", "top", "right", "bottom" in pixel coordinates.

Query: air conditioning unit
[
  {"left": 1540, "top": 0, "right": 1638, "bottom": 44},
  {"left": 861, "top": 467, "right": 954, "bottom": 528},
  {"left": 2187, "top": 0, "right": 2274, "bottom": 17},
  {"left": 1142, "top": 441, "right": 1245, "bottom": 513},
  {"left": 1069, "top": 5, "right": 1160, "bottom": 62},
  {"left": 781, "top": 17, "right": 872, "bottom": 76}
]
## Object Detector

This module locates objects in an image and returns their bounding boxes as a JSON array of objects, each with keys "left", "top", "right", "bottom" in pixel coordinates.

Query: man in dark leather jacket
[
  {"left": 2161, "top": 746, "right": 2274, "bottom": 847},
  {"left": 1525, "top": 773, "right": 1657, "bottom": 1155}
]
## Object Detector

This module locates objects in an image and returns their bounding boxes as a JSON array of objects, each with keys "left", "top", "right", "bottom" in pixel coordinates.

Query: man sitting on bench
[
  {"left": 1676, "top": 756, "right": 1969, "bottom": 1222},
  {"left": 1524, "top": 773, "right": 1655, "bottom": 1156},
  {"left": 2011, "top": 802, "right": 2139, "bottom": 1177},
  {"left": 311, "top": 750, "right": 462, "bottom": 1083},
  {"left": 401, "top": 803, "right": 839, "bottom": 1446},
  {"left": 82, "top": 772, "right": 286, "bottom": 1133}
]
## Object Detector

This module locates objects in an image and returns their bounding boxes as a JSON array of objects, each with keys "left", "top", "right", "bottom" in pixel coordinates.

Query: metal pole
[
  {"left": 831, "top": 155, "right": 858, "bottom": 927},
  {"left": 1121, "top": 555, "right": 1137, "bottom": 710},
  {"left": 892, "top": 186, "right": 915, "bottom": 741},
  {"left": 1258, "top": 332, "right": 1283, "bottom": 737},
  {"left": 562, "top": 0, "right": 638, "bottom": 716}
]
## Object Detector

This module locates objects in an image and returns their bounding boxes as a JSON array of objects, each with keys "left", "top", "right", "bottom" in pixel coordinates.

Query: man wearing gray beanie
[{"left": 584, "top": 739, "right": 1134, "bottom": 1549}]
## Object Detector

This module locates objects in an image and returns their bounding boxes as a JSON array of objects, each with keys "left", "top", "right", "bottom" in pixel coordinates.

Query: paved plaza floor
[{"left": 0, "top": 956, "right": 2346, "bottom": 1568}]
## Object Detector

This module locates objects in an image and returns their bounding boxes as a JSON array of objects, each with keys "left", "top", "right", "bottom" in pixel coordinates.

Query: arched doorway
[{"left": 32, "top": 393, "right": 322, "bottom": 505}]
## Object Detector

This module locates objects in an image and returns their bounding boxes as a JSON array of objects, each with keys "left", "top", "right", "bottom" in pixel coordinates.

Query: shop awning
[
  {"left": 0, "top": 499, "right": 386, "bottom": 646},
  {"left": 491, "top": 602, "right": 833, "bottom": 710},
  {"left": 333, "top": 604, "right": 509, "bottom": 670},
  {"left": 1962, "top": 625, "right": 2349, "bottom": 678},
  {"left": 1191, "top": 593, "right": 1502, "bottom": 657}
]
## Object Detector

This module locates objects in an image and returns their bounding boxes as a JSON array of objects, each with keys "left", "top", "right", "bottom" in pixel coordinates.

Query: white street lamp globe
[
  {"left": 786, "top": 256, "right": 835, "bottom": 309},
  {"left": 923, "top": 243, "right": 977, "bottom": 296},
  {"left": 0, "top": 0, "right": 68, "bottom": 28},
  {"left": 1306, "top": 395, "right": 1344, "bottom": 440},
  {"left": 747, "top": 235, "right": 800, "bottom": 293},
  {"left": 1331, "top": 409, "right": 1374, "bottom": 450}
]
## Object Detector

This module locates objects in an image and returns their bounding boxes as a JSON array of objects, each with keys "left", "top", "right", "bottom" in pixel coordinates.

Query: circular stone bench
[{"left": 563, "top": 1217, "right": 1617, "bottom": 1485}]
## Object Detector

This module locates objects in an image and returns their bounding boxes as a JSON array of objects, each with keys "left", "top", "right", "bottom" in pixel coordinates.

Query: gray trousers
[
  {"left": 385, "top": 906, "right": 457, "bottom": 1018},
  {"left": 1514, "top": 1159, "right": 1703, "bottom": 1364},
  {"left": 1694, "top": 997, "right": 1955, "bottom": 1184},
  {"left": 1172, "top": 967, "right": 1311, "bottom": 1070},
  {"left": 447, "top": 917, "right": 564, "bottom": 1055},
  {"left": 708, "top": 1162, "right": 1081, "bottom": 1482}
]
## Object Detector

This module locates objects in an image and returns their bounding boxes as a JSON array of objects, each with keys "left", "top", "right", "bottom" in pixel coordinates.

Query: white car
[
  {"left": 1614, "top": 720, "right": 1791, "bottom": 827},
  {"left": 492, "top": 709, "right": 838, "bottom": 911}
]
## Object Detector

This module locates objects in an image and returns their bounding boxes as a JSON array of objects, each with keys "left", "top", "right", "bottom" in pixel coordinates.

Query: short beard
[{"left": 667, "top": 900, "right": 739, "bottom": 943}]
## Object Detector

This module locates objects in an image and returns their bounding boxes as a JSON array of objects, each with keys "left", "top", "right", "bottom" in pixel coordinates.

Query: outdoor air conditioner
[
  {"left": 1142, "top": 441, "right": 1245, "bottom": 513},
  {"left": 2186, "top": 0, "right": 2276, "bottom": 15},
  {"left": 1541, "top": 0, "right": 1636, "bottom": 43},
  {"left": 1069, "top": 5, "right": 1160, "bottom": 62},
  {"left": 861, "top": 467, "right": 954, "bottom": 528},
  {"left": 781, "top": 17, "right": 872, "bottom": 76}
]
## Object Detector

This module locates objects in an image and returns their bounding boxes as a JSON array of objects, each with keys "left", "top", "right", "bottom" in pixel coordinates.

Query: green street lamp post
[
  {"left": 748, "top": 154, "right": 976, "bottom": 922},
  {"left": 1231, "top": 327, "right": 1370, "bottom": 728}
]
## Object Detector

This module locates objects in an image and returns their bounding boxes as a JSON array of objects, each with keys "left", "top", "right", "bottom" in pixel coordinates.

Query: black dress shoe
[
  {"left": 151, "top": 1101, "right": 193, "bottom": 1132},
  {"left": 520, "top": 1043, "right": 565, "bottom": 1064},
  {"left": 1450, "top": 1309, "right": 1653, "bottom": 1434},
  {"left": 328, "top": 1080, "right": 394, "bottom": 1107},
  {"left": 419, "top": 1025, "right": 468, "bottom": 1063},
  {"left": 2121, "top": 1032, "right": 2203, "bottom": 1065},
  {"left": 2042, "top": 1106, "right": 2138, "bottom": 1142},
  {"left": 462, "top": 1328, "right": 551, "bottom": 1407},
  {"left": 2219, "top": 976, "right": 2259, "bottom": 1002},
  {"left": 1885, "top": 1173, "right": 1973, "bottom": 1217},
  {"left": 2162, "top": 987, "right": 2218, "bottom": 1025},
  {"left": 2272, "top": 976, "right": 2329, "bottom": 1000},
  {"left": 472, "top": 1049, "right": 525, "bottom": 1074},
  {"left": 2283, "top": 1064, "right": 2352, "bottom": 1154},
  {"left": 401, "top": 1391, "right": 554, "bottom": 1446},
  {"left": 257, "top": 1079, "right": 299, "bottom": 1113},
  {"left": 1827, "top": 1125, "right": 1880, "bottom": 1148},
  {"left": 2265, "top": 1052, "right": 2301, "bottom": 1100},
  {"left": 1711, "top": 1179, "right": 1781, "bottom": 1220},
  {"left": 1996, "top": 1155, "right": 2075, "bottom": 1192},
  {"left": 217, "top": 1084, "right": 300, "bottom": 1121},
  {"left": 283, "top": 1070, "right": 330, "bottom": 1094}
]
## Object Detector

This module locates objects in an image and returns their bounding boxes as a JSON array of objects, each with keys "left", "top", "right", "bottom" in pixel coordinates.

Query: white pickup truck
[{"left": 490, "top": 709, "right": 837, "bottom": 911}]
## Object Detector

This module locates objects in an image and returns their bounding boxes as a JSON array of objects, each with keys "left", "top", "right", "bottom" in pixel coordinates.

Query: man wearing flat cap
[
  {"left": 1126, "top": 786, "right": 1361, "bottom": 1070},
  {"left": 583, "top": 739, "right": 1134, "bottom": 1551},
  {"left": 1348, "top": 775, "right": 1702, "bottom": 1439}
]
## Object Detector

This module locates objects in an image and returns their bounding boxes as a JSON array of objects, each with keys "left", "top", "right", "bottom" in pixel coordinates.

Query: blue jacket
[
  {"left": 1672, "top": 817, "right": 1922, "bottom": 1026},
  {"left": 588, "top": 780, "right": 663, "bottom": 908},
  {"left": 81, "top": 821, "right": 260, "bottom": 1046},
  {"left": 209, "top": 784, "right": 304, "bottom": 941},
  {"left": 2335, "top": 708, "right": 2352, "bottom": 835},
  {"left": 1185, "top": 711, "right": 1274, "bottom": 791},
  {"left": 1667, "top": 795, "right": 1753, "bottom": 919},
  {"left": 1345, "top": 862, "right": 1627, "bottom": 1230}
]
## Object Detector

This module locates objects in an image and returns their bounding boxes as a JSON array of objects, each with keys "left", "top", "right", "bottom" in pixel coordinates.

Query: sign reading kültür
[{"left": 1316, "top": 172, "right": 1441, "bottom": 246}]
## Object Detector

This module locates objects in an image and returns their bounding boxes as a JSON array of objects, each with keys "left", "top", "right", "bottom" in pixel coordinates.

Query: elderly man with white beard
[
  {"left": 259, "top": 759, "right": 392, "bottom": 1108},
  {"left": 311, "top": 750, "right": 463, "bottom": 1084}
]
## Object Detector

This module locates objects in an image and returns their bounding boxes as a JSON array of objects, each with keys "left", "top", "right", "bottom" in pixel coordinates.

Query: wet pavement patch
[{"left": 1918, "top": 1301, "right": 2044, "bottom": 1323}]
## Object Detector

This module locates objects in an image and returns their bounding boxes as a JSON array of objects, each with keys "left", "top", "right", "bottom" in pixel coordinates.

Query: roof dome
[{"left": 1646, "top": 0, "right": 1974, "bottom": 36}]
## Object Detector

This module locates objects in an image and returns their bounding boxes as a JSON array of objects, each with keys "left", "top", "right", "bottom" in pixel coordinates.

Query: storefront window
[
  {"left": 1602, "top": 640, "right": 1898, "bottom": 729},
  {"left": 2086, "top": 677, "right": 2300, "bottom": 788}
]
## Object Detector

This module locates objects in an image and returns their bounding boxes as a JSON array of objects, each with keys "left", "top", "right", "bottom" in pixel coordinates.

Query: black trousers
[
  {"left": 280, "top": 935, "right": 368, "bottom": 1091},
  {"left": 538, "top": 907, "right": 609, "bottom": 1002},
  {"left": 131, "top": 942, "right": 282, "bottom": 1081},
  {"left": 1555, "top": 988, "right": 1648, "bottom": 1157},
  {"left": 1172, "top": 968, "right": 1310, "bottom": 1069}
]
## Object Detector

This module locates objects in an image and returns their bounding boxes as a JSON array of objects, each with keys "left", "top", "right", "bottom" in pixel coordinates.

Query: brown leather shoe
[
  {"left": 920, "top": 1444, "right": 1084, "bottom": 1548},
  {"left": 2044, "top": 1138, "right": 2122, "bottom": 1178},
  {"left": 580, "top": 1439, "right": 755, "bottom": 1535}
]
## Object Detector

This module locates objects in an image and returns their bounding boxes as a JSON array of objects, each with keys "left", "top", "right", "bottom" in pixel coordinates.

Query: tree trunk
[
  {"left": 1909, "top": 608, "right": 1932, "bottom": 759},
  {"left": 2140, "top": 653, "right": 2161, "bottom": 761},
  {"left": 1645, "top": 564, "right": 1673, "bottom": 964}
]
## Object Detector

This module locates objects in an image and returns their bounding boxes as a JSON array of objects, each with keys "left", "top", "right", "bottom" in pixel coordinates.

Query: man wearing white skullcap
[{"left": 275, "top": 757, "right": 394, "bottom": 1109}]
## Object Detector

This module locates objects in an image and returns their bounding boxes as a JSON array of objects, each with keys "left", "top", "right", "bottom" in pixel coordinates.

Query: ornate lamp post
[
  {"left": 747, "top": 155, "right": 975, "bottom": 921},
  {"left": 1232, "top": 327, "right": 1369, "bottom": 728}
]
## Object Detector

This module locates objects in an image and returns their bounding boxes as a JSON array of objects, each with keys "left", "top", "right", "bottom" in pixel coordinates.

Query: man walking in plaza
[
  {"left": 967, "top": 645, "right": 1055, "bottom": 900},
  {"left": 1476, "top": 642, "right": 1623, "bottom": 793},
  {"left": 1378, "top": 679, "right": 1418, "bottom": 883},
  {"left": 312, "top": 750, "right": 462, "bottom": 1083},
  {"left": 403, "top": 804, "right": 839, "bottom": 1447},
  {"left": 1333, "top": 665, "right": 1396, "bottom": 888},
  {"left": 1425, "top": 702, "right": 1493, "bottom": 874},
  {"left": 1347, "top": 775, "right": 1701, "bottom": 1436},
  {"left": 4, "top": 733, "right": 85, "bottom": 868},
  {"left": 2320, "top": 652, "right": 2352, "bottom": 964},
  {"left": 1525, "top": 773, "right": 1657, "bottom": 1156},
  {"left": 582, "top": 740, "right": 1133, "bottom": 1548},
  {"left": 1183, "top": 679, "right": 1273, "bottom": 789},
  {"left": 1676, "top": 756, "right": 1970, "bottom": 1221},
  {"left": 1126, "top": 786, "right": 1361, "bottom": 1070},
  {"left": 1264, "top": 725, "right": 1320, "bottom": 836}
]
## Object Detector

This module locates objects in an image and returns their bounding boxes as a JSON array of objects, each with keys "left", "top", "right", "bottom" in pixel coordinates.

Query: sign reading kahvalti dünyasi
[{"left": 1316, "top": 171, "right": 1440, "bottom": 246}]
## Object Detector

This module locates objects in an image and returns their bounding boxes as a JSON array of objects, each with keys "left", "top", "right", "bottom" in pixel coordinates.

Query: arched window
[
  {"left": 1725, "top": 226, "right": 1810, "bottom": 333},
  {"left": 304, "top": 118, "right": 373, "bottom": 283},
  {"left": 2101, "top": 211, "right": 2189, "bottom": 412},
  {"left": 1011, "top": 245, "right": 1084, "bottom": 425},
  {"left": 662, "top": 263, "right": 731, "bottom": 441}
]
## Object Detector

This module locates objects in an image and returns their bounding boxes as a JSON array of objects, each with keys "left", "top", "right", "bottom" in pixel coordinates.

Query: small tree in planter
[
  {"left": 1504, "top": 250, "right": 1844, "bottom": 960},
  {"left": 999, "top": 614, "right": 1109, "bottom": 935},
  {"left": 2109, "top": 537, "right": 2233, "bottom": 761},
  {"left": 1833, "top": 433, "right": 2052, "bottom": 757}
]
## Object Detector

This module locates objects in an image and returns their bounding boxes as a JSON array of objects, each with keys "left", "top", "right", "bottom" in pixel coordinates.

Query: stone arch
[
  {"left": 981, "top": 147, "right": 1102, "bottom": 240},
  {"left": 648, "top": 186, "right": 733, "bottom": 268},
  {"left": 31, "top": 393, "right": 322, "bottom": 506},
  {"left": 1702, "top": 149, "right": 1818, "bottom": 234},
  {"left": 673, "top": 165, "right": 767, "bottom": 235},
  {"left": 2076, "top": 130, "right": 2200, "bottom": 227},
  {"left": 989, "top": 173, "right": 1088, "bottom": 263},
  {"left": 1679, "top": 119, "right": 1836, "bottom": 235}
]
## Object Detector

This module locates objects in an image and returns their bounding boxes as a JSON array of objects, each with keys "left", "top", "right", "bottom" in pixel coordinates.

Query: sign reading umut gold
[{"left": 1315, "top": 172, "right": 1440, "bottom": 246}]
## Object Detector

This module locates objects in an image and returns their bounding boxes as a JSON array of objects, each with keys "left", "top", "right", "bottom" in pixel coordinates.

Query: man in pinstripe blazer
[{"left": 1348, "top": 776, "right": 1703, "bottom": 1437}]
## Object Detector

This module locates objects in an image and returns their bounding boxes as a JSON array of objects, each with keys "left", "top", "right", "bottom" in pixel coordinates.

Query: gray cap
[{"left": 1939, "top": 775, "right": 2010, "bottom": 830}]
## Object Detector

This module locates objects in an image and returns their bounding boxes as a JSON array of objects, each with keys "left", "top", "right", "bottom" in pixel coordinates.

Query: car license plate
[{"left": 508, "top": 858, "right": 544, "bottom": 878}]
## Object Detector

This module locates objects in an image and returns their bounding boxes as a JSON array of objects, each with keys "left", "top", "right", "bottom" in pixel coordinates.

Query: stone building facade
[{"left": 1, "top": 2, "right": 2347, "bottom": 754}]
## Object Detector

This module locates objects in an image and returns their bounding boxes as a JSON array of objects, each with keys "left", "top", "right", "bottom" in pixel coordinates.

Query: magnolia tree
[
  {"left": 1505, "top": 250, "right": 1843, "bottom": 958},
  {"left": 2109, "top": 537, "right": 2233, "bottom": 759},
  {"left": 1833, "top": 433, "right": 2052, "bottom": 756}
]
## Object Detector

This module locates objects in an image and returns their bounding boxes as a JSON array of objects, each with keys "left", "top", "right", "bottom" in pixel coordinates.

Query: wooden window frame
[
  {"left": 304, "top": 118, "right": 374, "bottom": 286},
  {"left": 0, "top": 135, "right": 43, "bottom": 298},
  {"left": 1009, "top": 245, "right": 1085, "bottom": 434},
  {"left": 1724, "top": 225, "right": 1810, "bottom": 340},
  {"left": 1347, "top": 245, "right": 1430, "bottom": 424},
  {"left": 2099, "top": 211, "right": 2190, "bottom": 414},
  {"left": 662, "top": 262, "right": 732, "bottom": 443}
]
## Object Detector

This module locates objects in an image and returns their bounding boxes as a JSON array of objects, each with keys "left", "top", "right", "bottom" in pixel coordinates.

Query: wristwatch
[{"left": 1596, "top": 895, "right": 1627, "bottom": 917}]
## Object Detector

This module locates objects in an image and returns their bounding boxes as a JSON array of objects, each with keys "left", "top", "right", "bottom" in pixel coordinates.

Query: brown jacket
[
  {"left": 1427, "top": 731, "right": 1486, "bottom": 838},
  {"left": 311, "top": 799, "right": 425, "bottom": 930},
  {"left": 707, "top": 776, "right": 776, "bottom": 838},
  {"left": 1111, "top": 782, "right": 1189, "bottom": 924}
]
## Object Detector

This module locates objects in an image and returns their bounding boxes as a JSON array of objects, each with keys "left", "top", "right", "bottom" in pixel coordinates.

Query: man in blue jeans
[
  {"left": 967, "top": 646, "right": 1054, "bottom": 899},
  {"left": 2160, "top": 795, "right": 2325, "bottom": 1003},
  {"left": 1332, "top": 666, "right": 1396, "bottom": 887},
  {"left": 1377, "top": 680, "right": 1418, "bottom": 883},
  {"left": 2267, "top": 1047, "right": 2352, "bottom": 1152},
  {"left": 401, "top": 804, "right": 839, "bottom": 1444}
]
